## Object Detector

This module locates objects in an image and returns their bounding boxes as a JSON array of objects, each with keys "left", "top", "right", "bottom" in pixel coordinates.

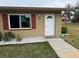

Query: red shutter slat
[
  {"left": 2, "top": 14, "right": 9, "bottom": 30},
  {"left": 32, "top": 14, "right": 36, "bottom": 29}
]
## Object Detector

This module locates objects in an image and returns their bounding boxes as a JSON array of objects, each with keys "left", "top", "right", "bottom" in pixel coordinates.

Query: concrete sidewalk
[
  {"left": 0, "top": 37, "right": 46, "bottom": 45},
  {"left": 47, "top": 38, "right": 79, "bottom": 58}
]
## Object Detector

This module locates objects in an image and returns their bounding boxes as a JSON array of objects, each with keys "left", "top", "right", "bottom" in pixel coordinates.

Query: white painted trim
[
  {"left": 8, "top": 14, "right": 32, "bottom": 30},
  {"left": 8, "top": 14, "right": 10, "bottom": 29},
  {"left": 54, "top": 14, "right": 56, "bottom": 35},
  {"left": 19, "top": 15, "right": 21, "bottom": 28}
]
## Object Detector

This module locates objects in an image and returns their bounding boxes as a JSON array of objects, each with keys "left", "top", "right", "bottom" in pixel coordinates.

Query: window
[
  {"left": 10, "top": 15, "right": 20, "bottom": 28},
  {"left": 8, "top": 14, "right": 31, "bottom": 29},
  {"left": 21, "top": 15, "right": 30, "bottom": 28},
  {"left": 47, "top": 16, "right": 53, "bottom": 19}
]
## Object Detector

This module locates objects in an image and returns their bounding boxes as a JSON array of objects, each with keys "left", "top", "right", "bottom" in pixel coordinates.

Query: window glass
[
  {"left": 21, "top": 15, "right": 30, "bottom": 28},
  {"left": 10, "top": 15, "right": 20, "bottom": 28},
  {"left": 47, "top": 16, "right": 53, "bottom": 19}
]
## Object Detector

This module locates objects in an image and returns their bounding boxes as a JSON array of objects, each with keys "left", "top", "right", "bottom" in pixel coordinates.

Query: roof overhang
[{"left": 0, "top": 6, "right": 66, "bottom": 14}]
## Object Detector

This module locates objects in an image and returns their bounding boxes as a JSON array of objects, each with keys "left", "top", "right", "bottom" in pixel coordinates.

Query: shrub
[
  {"left": 3, "top": 34, "right": 10, "bottom": 41},
  {"left": 71, "top": 19, "right": 76, "bottom": 23},
  {"left": 62, "top": 19, "right": 64, "bottom": 22},
  {"left": 61, "top": 27, "right": 68, "bottom": 34},
  {"left": 16, "top": 34, "right": 22, "bottom": 41},
  {"left": 0, "top": 32, "right": 2, "bottom": 41},
  {"left": 7, "top": 32, "right": 15, "bottom": 39},
  {"left": 2, "top": 32, "right": 15, "bottom": 41}
]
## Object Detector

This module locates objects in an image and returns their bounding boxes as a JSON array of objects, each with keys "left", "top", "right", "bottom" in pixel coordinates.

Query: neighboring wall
[{"left": 0, "top": 14, "right": 61, "bottom": 38}]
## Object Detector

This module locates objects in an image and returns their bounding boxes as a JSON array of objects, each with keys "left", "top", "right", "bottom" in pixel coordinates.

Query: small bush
[
  {"left": 16, "top": 35, "right": 22, "bottom": 41},
  {"left": 2, "top": 34, "right": 10, "bottom": 41},
  {"left": 61, "top": 27, "right": 68, "bottom": 34},
  {"left": 2, "top": 32, "right": 15, "bottom": 41},
  {"left": 62, "top": 19, "right": 65, "bottom": 22},
  {"left": 71, "top": 19, "right": 76, "bottom": 23},
  {"left": 7, "top": 32, "right": 15, "bottom": 39},
  {"left": 0, "top": 32, "right": 2, "bottom": 41}
]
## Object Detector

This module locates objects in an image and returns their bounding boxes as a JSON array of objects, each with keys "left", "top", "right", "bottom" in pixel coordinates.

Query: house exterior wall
[
  {"left": 55, "top": 14, "right": 62, "bottom": 37},
  {"left": 0, "top": 14, "right": 61, "bottom": 38},
  {"left": 0, "top": 14, "right": 3, "bottom": 32}
]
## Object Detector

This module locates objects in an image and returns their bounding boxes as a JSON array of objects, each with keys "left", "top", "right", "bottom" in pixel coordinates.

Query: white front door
[{"left": 45, "top": 14, "right": 55, "bottom": 36}]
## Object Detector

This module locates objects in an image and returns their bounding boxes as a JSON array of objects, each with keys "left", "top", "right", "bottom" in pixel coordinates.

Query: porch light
[
  {"left": 38, "top": 14, "right": 41, "bottom": 20},
  {"left": 39, "top": 14, "right": 41, "bottom": 16}
]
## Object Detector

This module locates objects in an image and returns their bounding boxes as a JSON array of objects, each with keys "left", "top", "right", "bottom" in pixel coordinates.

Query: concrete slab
[
  {"left": 0, "top": 37, "right": 46, "bottom": 45},
  {"left": 47, "top": 38, "right": 79, "bottom": 58}
]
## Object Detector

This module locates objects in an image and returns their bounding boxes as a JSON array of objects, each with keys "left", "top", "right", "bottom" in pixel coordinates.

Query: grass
[
  {"left": 0, "top": 42, "right": 59, "bottom": 58},
  {"left": 62, "top": 23, "right": 79, "bottom": 49}
]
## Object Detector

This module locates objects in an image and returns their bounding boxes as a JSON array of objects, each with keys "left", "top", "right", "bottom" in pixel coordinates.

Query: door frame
[{"left": 44, "top": 14, "right": 55, "bottom": 36}]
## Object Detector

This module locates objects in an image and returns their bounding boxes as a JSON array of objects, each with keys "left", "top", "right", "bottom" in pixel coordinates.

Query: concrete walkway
[
  {"left": 47, "top": 38, "right": 79, "bottom": 58},
  {"left": 0, "top": 37, "right": 46, "bottom": 45}
]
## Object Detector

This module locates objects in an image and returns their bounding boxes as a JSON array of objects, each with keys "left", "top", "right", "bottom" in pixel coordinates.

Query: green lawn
[
  {"left": 62, "top": 23, "right": 79, "bottom": 49},
  {"left": 0, "top": 42, "right": 58, "bottom": 58}
]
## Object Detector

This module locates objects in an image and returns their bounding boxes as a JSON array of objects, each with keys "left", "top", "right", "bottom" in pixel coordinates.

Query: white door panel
[{"left": 45, "top": 14, "right": 55, "bottom": 36}]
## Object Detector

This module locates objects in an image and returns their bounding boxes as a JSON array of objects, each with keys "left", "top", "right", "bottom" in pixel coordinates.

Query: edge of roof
[
  {"left": 0, "top": 6, "right": 66, "bottom": 14},
  {"left": 0, "top": 6, "right": 66, "bottom": 10}
]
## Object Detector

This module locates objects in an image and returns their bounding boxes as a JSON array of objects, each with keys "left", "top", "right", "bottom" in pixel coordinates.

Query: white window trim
[{"left": 8, "top": 14, "right": 32, "bottom": 30}]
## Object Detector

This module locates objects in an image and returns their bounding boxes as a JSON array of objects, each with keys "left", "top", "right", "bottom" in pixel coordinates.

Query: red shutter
[
  {"left": 32, "top": 14, "right": 36, "bottom": 29},
  {"left": 2, "top": 14, "right": 9, "bottom": 30}
]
